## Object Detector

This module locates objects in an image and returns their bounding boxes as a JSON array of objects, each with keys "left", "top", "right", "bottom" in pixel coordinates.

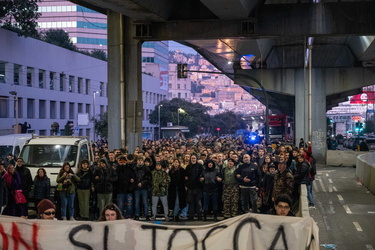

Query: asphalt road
[{"left": 309, "top": 165, "right": 375, "bottom": 250}]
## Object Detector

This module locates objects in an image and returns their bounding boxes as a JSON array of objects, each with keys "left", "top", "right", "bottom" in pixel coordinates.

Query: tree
[
  {"left": 149, "top": 98, "right": 211, "bottom": 136},
  {"left": 90, "top": 49, "right": 107, "bottom": 61},
  {"left": 42, "top": 29, "right": 76, "bottom": 50},
  {"left": 93, "top": 112, "right": 108, "bottom": 138},
  {"left": 0, "top": 0, "right": 41, "bottom": 37},
  {"left": 210, "top": 111, "right": 246, "bottom": 135}
]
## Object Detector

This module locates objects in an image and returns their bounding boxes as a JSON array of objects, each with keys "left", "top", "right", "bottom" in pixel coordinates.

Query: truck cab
[
  {"left": 0, "top": 134, "right": 33, "bottom": 161},
  {"left": 19, "top": 135, "right": 93, "bottom": 187}
]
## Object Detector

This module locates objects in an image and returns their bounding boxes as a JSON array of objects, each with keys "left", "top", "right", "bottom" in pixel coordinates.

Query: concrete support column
[
  {"left": 311, "top": 69, "right": 327, "bottom": 163},
  {"left": 123, "top": 17, "right": 143, "bottom": 153},
  {"left": 294, "top": 69, "right": 308, "bottom": 147},
  {"left": 107, "top": 11, "right": 125, "bottom": 150},
  {"left": 107, "top": 13, "right": 143, "bottom": 152}
]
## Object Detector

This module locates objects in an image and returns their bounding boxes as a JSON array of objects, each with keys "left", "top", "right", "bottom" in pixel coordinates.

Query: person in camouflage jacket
[
  {"left": 272, "top": 162, "right": 294, "bottom": 201},
  {"left": 151, "top": 162, "right": 171, "bottom": 220}
]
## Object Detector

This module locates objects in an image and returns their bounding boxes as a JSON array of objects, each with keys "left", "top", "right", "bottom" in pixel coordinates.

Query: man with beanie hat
[{"left": 37, "top": 199, "right": 56, "bottom": 220}]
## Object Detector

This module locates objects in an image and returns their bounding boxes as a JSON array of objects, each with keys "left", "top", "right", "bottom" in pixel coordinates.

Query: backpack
[{"left": 308, "top": 156, "right": 317, "bottom": 180}]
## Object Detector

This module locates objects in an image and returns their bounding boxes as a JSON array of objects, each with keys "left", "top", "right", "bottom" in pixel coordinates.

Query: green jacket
[
  {"left": 56, "top": 173, "right": 80, "bottom": 194},
  {"left": 151, "top": 169, "right": 170, "bottom": 197}
]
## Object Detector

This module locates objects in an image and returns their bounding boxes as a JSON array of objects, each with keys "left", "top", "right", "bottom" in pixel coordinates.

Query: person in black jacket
[
  {"left": 234, "top": 154, "right": 262, "bottom": 213},
  {"left": 115, "top": 156, "right": 135, "bottom": 218},
  {"left": 185, "top": 154, "right": 204, "bottom": 221},
  {"left": 168, "top": 159, "right": 186, "bottom": 221},
  {"left": 15, "top": 158, "right": 33, "bottom": 209},
  {"left": 201, "top": 160, "right": 222, "bottom": 221},
  {"left": 32, "top": 168, "right": 50, "bottom": 208},
  {"left": 92, "top": 158, "right": 118, "bottom": 215},
  {"left": 76, "top": 160, "right": 93, "bottom": 220},
  {"left": 133, "top": 156, "right": 151, "bottom": 220},
  {"left": 0, "top": 167, "right": 8, "bottom": 214}
]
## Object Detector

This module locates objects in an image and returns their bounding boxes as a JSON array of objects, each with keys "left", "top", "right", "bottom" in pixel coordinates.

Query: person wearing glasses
[
  {"left": 266, "top": 194, "right": 295, "bottom": 216},
  {"left": 98, "top": 203, "right": 124, "bottom": 221},
  {"left": 37, "top": 199, "right": 57, "bottom": 220}
]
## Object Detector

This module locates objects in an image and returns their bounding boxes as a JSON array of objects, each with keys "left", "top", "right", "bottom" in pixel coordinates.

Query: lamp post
[
  {"left": 9, "top": 91, "right": 18, "bottom": 134},
  {"left": 158, "top": 104, "right": 162, "bottom": 140},
  {"left": 177, "top": 108, "right": 185, "bottom": 127},
  {"left": 93, "top": 91, "right": 100, "bottom": 141}
]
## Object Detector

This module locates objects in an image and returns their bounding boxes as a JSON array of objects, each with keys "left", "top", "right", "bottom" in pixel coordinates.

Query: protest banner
[{"left": 0, "top": 213, "right": 319, "bottom": 250}]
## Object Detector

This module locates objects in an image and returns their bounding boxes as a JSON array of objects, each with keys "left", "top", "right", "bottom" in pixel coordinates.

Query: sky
[{"left": 168, "top": 41, "right": 199, "bottom": 54}]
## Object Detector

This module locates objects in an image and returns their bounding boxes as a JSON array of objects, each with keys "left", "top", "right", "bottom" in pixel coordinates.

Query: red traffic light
[{"left": 216, "top": 128, "right": 220, "bottom": 131}]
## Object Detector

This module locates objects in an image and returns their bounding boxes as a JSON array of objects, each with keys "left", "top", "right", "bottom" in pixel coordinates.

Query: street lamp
[
  {"left": 177, "top": 108, "right": 185, "bottom": 127},
  {"left": 9, "top": 91, "right": 18, "bottom": 134},
  {"left": 158, "top": 104, "right": 162, "bottom": 140}
]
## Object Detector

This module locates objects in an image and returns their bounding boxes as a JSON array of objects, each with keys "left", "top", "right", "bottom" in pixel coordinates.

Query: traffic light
[
  {"left": 64, "top": 121, "right": 74, "bottom": 136},
  {"left": 177, "top": 64, "right": 188, "bottom": 78}
]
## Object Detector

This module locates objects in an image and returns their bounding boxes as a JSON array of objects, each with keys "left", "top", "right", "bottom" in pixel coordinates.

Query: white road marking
[
  {"left": 337, "top": 195, "right": 344, "bottom": 201},
  {"left": 326, "top": 173, "right": 329, "bottom": 177},
  {"left": 333, "top": 186, "right": 338, "bottom": 192},
  {"left": 328, "top": 179, "right": 333, "bottom": 184},
  {"left": 329, "top": 186, "right": 333, "bottom": 192},
  {"left": 318, "top": 178, "right": 327, "bottom": 192},
  {"left": 366, "top": 245, "right": 374, "bottom": 250},
  {"left": 353, "top": 222, "right": 363, "bottom": 231},
  {"left": 368, "top": 211, "right": 375, "bottom": 214},
  {"left": 314, "top": 182, "right": 319, "bottom": 192},
  {"left": 343, "top": 205, "right": 352, "bottom": 214}
]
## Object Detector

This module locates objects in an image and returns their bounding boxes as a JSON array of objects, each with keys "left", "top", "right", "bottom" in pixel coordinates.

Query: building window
[
  {"left": 17, "top": 97, "right": 23, "bottom": 118},
  {"left": 50, "top": 72, "right": 55, "bottom": 90},
  {"left": 185, "top": 93, "right": 188, "bottom": 98},
  {"left": 100, "top": 105, "right": 105, "bottom": 114},
  {"left": 60, "top": 73, "right": 65, "bottom": 91},
  {"left": 0, "top": 97, "right": 8, "bottom": 118},
  {"left": 60, "top": 102, "right": 66, "bottom": 119},
  {"left": 78, "top": 77, "right": 82, "bottom": 93},
  {"left": 0, "top": 61, "right": 5, "bottom": 83},
  {"left": 178, "top": 92, "right": 181, "bottom": 98},
  {"left": 27, "top": 67, "right": 33, "bottom": 87},
  {"left": 78, "top": 103, "right": 83, "bottom": 113},
  {"left": 39, "top": 69, "right": 45, "bottom": 88},
  {"left": 14, "top": 64, "right": 20, "bottom": 85},
  {"left": 69, "top": 102, "right": 74, "bottom": 119},
  {"left": 50, "top": 101, "right": 56, "bottom": 119},
  {"left": 100, "top": 82, "right": 104, "bottom": 96},
  {"left": 69, "top": 76, "right": 74, "bottom": 92},
  {"left": 86, "top": 104, "right": 90, "bottom": 116},
  {"left": 85, "top": 79, "right": 89, "bottom": 94},
  {"left": 39, "top": 100, "right": 46, "bottom": 119},
  {"left": 27, "top": 99, "right": 35, "bottom": 119},
  {"left": 177, "top": 84, "right": 180, "bottom": 89}
]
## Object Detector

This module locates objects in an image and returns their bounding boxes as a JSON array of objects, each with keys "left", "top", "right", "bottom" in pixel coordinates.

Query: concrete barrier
[
  {"left": 326, "top": 150, "right": 366, "bottom": 166},
  {"left": 298, "top": 184, "right": 310, "bottom": 218},
  {"left": 356, "top": 152, "right": 375, "bottom": 195}
]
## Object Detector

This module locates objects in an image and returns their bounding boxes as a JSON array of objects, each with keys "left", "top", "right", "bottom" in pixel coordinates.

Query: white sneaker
[
  {"left": 70, "top": 217, "right": 76, "bottom": 221},
  {"left": 62, "top": 217, "right": 67, "bottom": 220}
]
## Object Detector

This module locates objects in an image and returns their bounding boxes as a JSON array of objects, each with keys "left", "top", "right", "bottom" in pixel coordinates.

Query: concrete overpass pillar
[
  {"left": 294, "top": 69, "right": 308, "bottom": 148},
  {"left": 107, "top": 13, "right": 143, "bottom": 153},
  {"left": 107, "top": 11, "right": 124, "bottom": 150},
  {"left": 123, "top": 17, "right": 143, "bottom": 153},
  {"left": 310, "top": 68, "right": 327, "bottom": 163}
]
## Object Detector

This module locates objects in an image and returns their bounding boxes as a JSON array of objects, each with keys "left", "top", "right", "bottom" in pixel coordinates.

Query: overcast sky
[{"left": 168, "top": 41, "right": 199, "bottom": 54}]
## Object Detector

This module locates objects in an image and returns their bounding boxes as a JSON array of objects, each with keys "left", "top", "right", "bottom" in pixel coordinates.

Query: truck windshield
[
  {"left": 19, "top": 145, "right": 78, "bottom": 167},
  {"left": 0, "top": 146, "right": 13, "bottom": 163}
]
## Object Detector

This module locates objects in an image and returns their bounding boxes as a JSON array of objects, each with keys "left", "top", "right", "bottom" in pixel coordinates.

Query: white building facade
[{"left": 0, "top": 28, "right": 107, "bottom": 137}]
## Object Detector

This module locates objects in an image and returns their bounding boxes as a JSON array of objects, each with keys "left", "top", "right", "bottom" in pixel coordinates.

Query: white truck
[
  {"left": 0, "top": 134, "right": 34, "bottom": 161},
  {"left": 19, "top": 135, "right": 94, "bottom": 187}
]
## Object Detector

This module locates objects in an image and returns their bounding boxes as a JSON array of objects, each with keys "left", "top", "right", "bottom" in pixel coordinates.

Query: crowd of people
[{"left": 0, "top": 136, "right": 317, "bottom": 221}]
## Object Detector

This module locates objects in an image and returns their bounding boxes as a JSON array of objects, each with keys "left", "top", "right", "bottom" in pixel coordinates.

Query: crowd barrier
[{"left": 356, "top": 152, "right": 375, "bottom": 195}]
